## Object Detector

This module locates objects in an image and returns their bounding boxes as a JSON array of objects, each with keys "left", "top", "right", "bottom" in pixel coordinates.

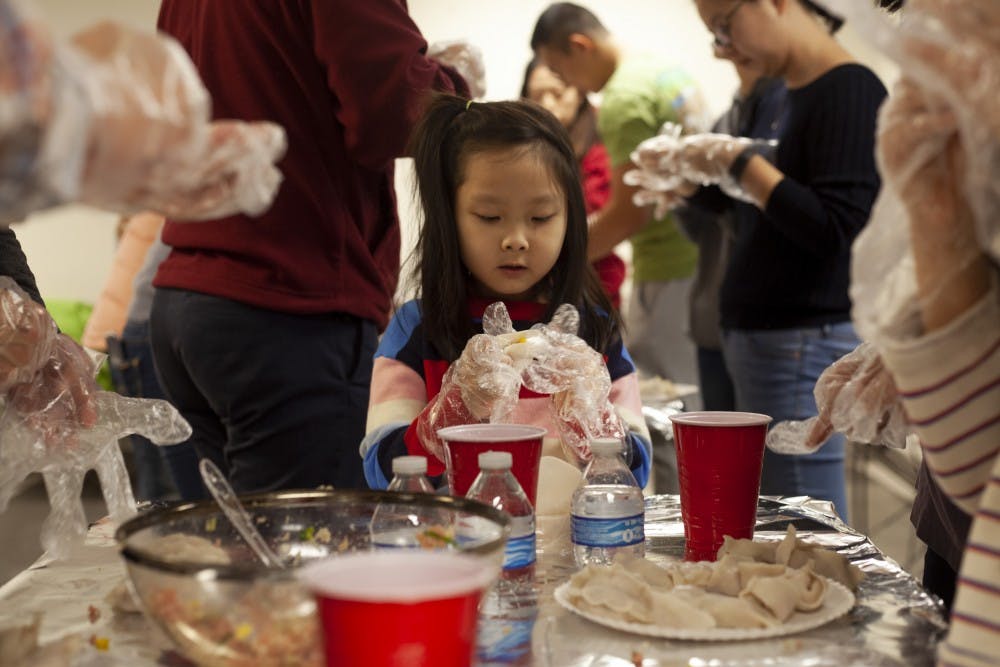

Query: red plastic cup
[
  {"left": 298, "top": 551, "right": 498, "bottom": 667},
  {"left": 437, "top": 424, "right": 545, "bottom": 505},
  {"left": 669, "top": 411, "right": 772, "bottom": 562}
]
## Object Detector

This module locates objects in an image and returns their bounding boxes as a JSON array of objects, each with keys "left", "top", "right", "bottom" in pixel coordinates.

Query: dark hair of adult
[
  {"left": 799, "top": 0, "right": 846, "bottom": 33},
  {"left": 407, "top": 93, "right": 619, "bottom": 361},
  {"left": 530, "top": 2, "right": 607, "bottom": 52},
  {"left": 520, "top": 57, "right": 599, "bottom": 160}
]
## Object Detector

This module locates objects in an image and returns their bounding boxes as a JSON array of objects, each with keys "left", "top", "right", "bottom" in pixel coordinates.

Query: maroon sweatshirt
[{"left": 154, "top": 1, "right": 468, "bottom": 330}]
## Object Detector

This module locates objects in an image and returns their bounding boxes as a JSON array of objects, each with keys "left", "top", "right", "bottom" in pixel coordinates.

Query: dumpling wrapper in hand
[
  {"left": 498, "top": 329, "right": 547, "bottom": 373},
  {"left": 535, "top": 455, "right": 582, "bottom": 516}
]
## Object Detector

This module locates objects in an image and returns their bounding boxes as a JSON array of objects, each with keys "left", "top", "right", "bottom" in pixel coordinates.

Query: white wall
[{"left": 13, "top": 0, "right": 896, "bottom": 305}]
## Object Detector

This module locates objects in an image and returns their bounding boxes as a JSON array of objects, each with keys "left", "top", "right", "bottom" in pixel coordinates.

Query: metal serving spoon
[{"left": 199, "top": 458, "right": 286, "bottom": 569}]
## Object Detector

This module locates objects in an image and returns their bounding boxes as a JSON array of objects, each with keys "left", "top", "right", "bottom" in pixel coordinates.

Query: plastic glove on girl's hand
[
  {"left": 518, "top": 304, "right": 625, "bottom": 466},
  {"left": 428, "top": 39, "right": 486, "bottom": 99},
  {"left": 414, "top": 333, "right": 521, "bottom": 462},
  {"left": 766, "top": 343, "right": 908, "bottom": 454}
]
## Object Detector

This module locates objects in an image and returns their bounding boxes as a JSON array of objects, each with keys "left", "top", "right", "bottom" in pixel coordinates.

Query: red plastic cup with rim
[
  {"left": 669, "top": 411, "right": 772, "bottom": 561},
  {"left": 298, "top": 551, "right": 498, "bottom": 667},
  {"left": 437, "top": 424, "right": 546, "bottom": 506}
]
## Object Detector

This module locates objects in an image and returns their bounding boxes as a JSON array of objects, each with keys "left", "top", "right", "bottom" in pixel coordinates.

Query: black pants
[
  {"left": 150, "top": 288, "right": 375, "bottom": 496},
  {"left": 923, "top": 546, "right": 958, "bottom": 614}
]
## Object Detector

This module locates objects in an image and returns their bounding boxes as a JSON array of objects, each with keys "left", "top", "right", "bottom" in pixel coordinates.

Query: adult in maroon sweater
[{"left": 150, "top": 1, "right": 469, "bottom": 496}]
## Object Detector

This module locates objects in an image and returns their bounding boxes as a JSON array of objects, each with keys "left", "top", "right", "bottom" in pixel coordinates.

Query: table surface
[{"left": 0, "top": 495, "right": 946, "bottom": 667}]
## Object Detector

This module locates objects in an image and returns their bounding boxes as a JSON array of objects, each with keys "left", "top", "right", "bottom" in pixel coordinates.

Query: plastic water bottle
[
  {"left": 466, "top": 451, "right": 536, "bottom": 575},
  {"left": 571, "top": 438, "right": 645, "bottom": 566},
  {"left": 385, "top": 455, "right": 435, "bottom": 494},
  {"left": 370, "top": 456, "right": 438, "bottom": 548}
]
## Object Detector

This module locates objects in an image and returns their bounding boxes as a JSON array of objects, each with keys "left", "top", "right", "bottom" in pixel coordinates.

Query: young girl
[{"left": 361, "top": 94, "right": 651, "bottom": 490}]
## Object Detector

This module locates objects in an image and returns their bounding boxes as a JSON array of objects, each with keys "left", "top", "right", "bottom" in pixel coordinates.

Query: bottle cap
[
  {"left": 477, "top": 450, "right": 513, "bottom": 470},
  {"left": 392, "top": 455, "right": 428, "bottom": 475},
  {"left": 590, "top": 438, "right": 624, "bottom": 457}
]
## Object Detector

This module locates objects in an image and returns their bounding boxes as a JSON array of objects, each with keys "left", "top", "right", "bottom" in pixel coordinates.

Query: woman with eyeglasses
[{"left": 631, "top": 0, "right": 888, "bottom": 519}]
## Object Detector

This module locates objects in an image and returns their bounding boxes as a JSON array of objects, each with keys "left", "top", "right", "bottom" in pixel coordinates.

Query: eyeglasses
[{"left": 711, "top": 0, "right": 749, "bottom": 50}]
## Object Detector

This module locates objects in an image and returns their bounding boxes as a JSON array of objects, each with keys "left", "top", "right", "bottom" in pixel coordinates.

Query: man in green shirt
[{"left": 532, "top": 3, "right": 706, "bottom": 405}]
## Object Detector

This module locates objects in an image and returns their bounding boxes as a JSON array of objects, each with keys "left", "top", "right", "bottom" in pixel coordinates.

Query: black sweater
[
  {"left": 0, "top": 227, "right": 43, "bottom": 305},
  {"left": 693, "top": 64, "right": 887, "bottom": 330}
]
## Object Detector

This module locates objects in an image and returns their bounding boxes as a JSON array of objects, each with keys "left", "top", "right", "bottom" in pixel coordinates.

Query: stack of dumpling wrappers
[{"left": 564, "top": 526, "right": 862, "bottom": 630}]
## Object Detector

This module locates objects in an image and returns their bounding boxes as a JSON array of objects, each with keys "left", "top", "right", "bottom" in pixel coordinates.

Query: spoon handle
[{"left": 199, "top": 459, "right": 285, "bottom": 569}]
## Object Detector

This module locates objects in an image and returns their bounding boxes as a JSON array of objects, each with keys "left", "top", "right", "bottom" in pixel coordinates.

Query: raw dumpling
[
  {"left": 717, "top": 534, "right": 777, "bottom": 563},
  {"left": 673, "top": 587, "right": 779, "bottom": 629},
  {"left": 705, "top": 554, "right": 742, "bottom": 597},
  {"left": 739, "top": 566, "right": 827, "bottom": 621},
  {"left": 774, "top": 526, "right": 864, "bottom": 591},
  {"left": 622, "top": 556, "right": 676, "bottom": 589},
  {"left": 736, "top": 561, "right": 787, "bottom": 589},
  {"left": 648, "top": 588, "right": 717, "bottom": 629}
]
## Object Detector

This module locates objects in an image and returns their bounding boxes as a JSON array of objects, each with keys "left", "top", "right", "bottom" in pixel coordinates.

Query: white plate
[{"left": 553, "top": 577, "right": 855, "bottom": 641}]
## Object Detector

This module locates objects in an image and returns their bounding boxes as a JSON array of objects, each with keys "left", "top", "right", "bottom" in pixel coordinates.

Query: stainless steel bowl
[{"left": 116, "top": 489, "right": 509, "bottom": 667}]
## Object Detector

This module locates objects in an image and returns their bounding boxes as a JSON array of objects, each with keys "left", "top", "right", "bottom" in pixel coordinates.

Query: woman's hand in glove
[
  {"left": 7, "top": 333, "right": 99, "bottom": 447},
  {"left": 767, "top": 343, "right": 907, "bottom": 454},
  {"left": 0, "top": 284, "right": 58, "bottom": 393}
]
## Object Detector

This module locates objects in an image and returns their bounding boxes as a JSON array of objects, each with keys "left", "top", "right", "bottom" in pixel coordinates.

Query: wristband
[{"left": 728, "top": 146, "right": 761, "bottom": 182}]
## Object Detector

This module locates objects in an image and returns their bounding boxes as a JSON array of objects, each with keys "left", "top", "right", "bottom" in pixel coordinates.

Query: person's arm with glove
[
  {"left": 1, "top": 6, "right": 286, "bottom": 224},
  {"left": 873, "top": 72, "right": 1000, "bottom": 667},
  {"left": 626, "top": 124, "right": 776, "bottom": 209},
  {"left": 765, "top": 342, "right": 908, "bottom": 454}
]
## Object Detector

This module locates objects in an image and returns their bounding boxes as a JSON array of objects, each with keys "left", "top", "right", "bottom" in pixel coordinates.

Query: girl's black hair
[{"left": 407, "top": 93, "right": 620, "bottom": 361}]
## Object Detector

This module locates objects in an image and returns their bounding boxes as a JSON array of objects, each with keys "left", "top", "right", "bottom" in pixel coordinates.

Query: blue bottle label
[
  {"left": 503, "top": 533, "right": 537, "bottom": 570},
  {"left": 570, "top": 513, "right": 644, "bottom": 547}
]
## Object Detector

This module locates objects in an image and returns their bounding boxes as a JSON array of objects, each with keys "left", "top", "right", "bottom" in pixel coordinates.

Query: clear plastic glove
[
  {"left": 6, "top": 333, "right": 99, "bottom": 445},
  {"left": 0, "top": 277, "right": 192, "bottom": 558},
  {"left": 428, "top": 39, "right": 486, "bottom": 99},
  {"left": 0, "top": 280, "right": 58, "bottom": 393},
  {"left": 515, "top": 304, "right": 625, "bottom": 467},
  {"left": 1, "top": 12, "right": 287, "bottom": 224},
  {"left": 851, "top": 0, "right": 1000, "bottom": 345},
  {"left": 414, "top": 306, "right": 521, "bottom": 462},
  {"left": 626, "top": 122, "right": 773, "bottom": 206},
  {"left": 766, "top": 343, "right": 908, "bottom": 454}
]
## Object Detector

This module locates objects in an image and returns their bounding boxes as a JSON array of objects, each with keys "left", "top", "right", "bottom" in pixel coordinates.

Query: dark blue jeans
[
  {"left": 696, "top": 346, "right": 736, "bottom": 412},
  {"left": 721, "top": 323, "right": 858, "bottom": 520},
  {"left": 107, "top": 320, "right": 199, "bottom": 501},
  {"left": 150, "top": 288, "right": 375, "bottom": 497}
]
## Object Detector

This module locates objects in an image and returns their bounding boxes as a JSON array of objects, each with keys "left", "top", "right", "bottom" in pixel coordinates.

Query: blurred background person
[
  {"left": 629, "top": 0, "right": 887, "bottom": 518},
  {"left": 675, "top": 63, "right": 784, "bottom": 415},
  {"left": 83, "top": 213, "right": 182, "bottom": 501},
  {"left": 531, "top": 2, "right": 708, "bottom": 413},
  {"left": 521, "top": 58, "right": 625, "bottom": 309}
]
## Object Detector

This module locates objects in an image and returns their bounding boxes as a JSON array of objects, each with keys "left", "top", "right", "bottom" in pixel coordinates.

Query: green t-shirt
[{"left": 598, "top": 55, "right": 699, "bottom": 283}]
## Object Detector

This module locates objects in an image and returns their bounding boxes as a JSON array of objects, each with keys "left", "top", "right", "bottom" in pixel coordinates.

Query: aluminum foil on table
[
  {"left": 499, "top": 495, "right": 946, "bottom": 667},
  {"left": 0, "top": 496, "right": 945, "bottom": 667}
]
